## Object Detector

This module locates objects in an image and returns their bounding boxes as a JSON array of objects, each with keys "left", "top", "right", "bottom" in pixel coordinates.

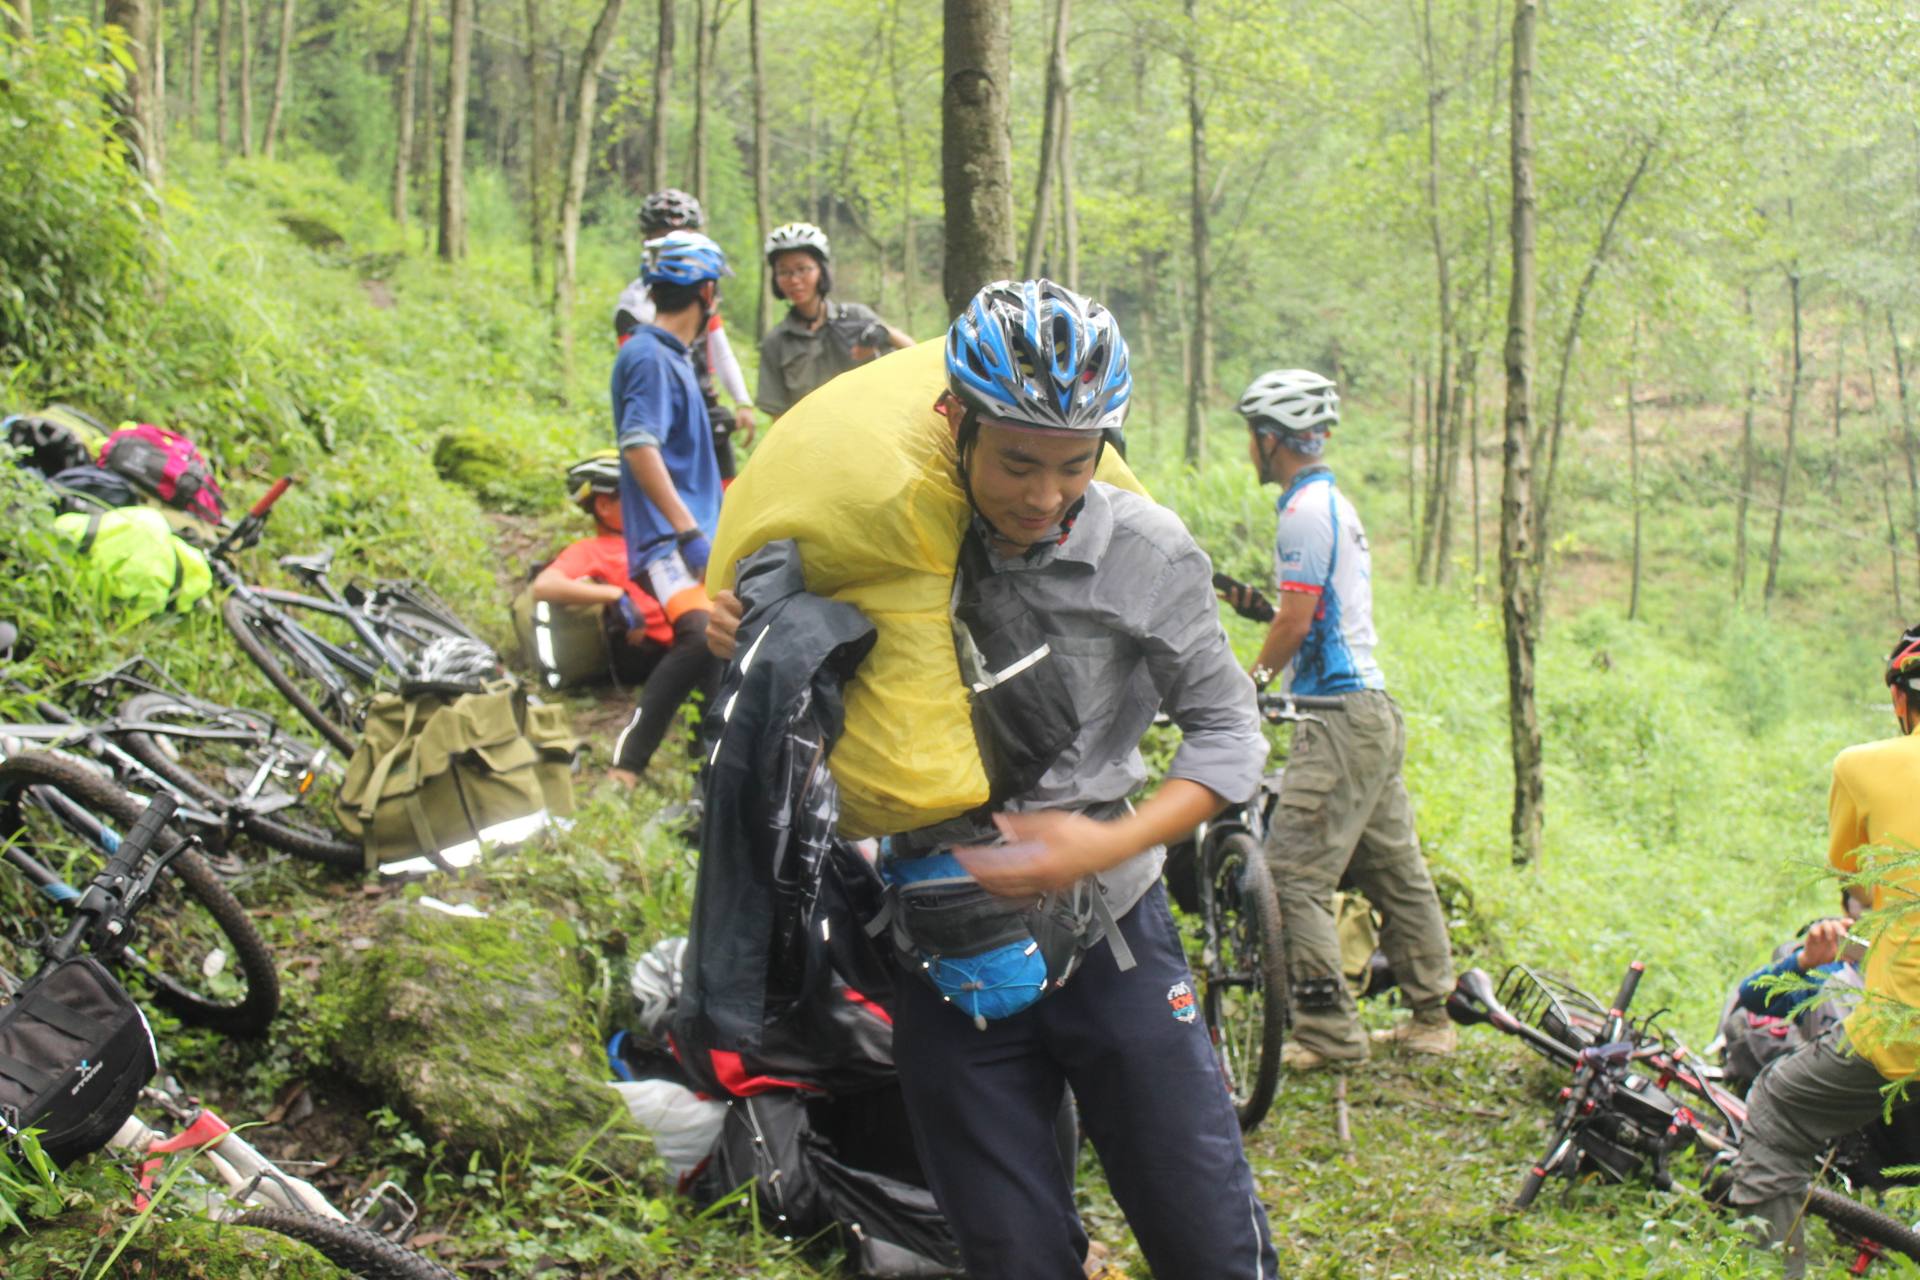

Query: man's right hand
[
  {"left": 707, "top": 588, "right": 742, "bottom": 659},
  {"left": 1799, "top": 916, "right": 1855, "bottom": 970}
]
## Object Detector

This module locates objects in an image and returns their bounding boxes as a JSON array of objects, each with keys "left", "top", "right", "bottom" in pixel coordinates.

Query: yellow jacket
[{"left": 1829, "top": 730, "right": 1920, "bottom": 1080}]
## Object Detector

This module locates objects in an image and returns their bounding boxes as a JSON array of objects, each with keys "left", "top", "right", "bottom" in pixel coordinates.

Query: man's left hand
[
  {"left": 733, "top": 405, "right": 757, "bottom": 448},
  {"left": 953, "top": 811, "right": 1122, "bottom": 898}
]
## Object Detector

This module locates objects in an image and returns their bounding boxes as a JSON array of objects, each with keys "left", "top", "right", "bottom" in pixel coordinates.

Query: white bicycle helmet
[
  {"left": 764, "top": 222, "right": 831, "bottom": 301},
  {"left": 414, "top": 637, "right": 499, "bottom": 687},
  {"left": 1238, "top": 369, "right": 1341, "bottom": 436}
]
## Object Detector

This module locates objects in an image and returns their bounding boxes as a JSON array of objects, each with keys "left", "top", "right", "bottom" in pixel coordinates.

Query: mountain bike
[
  {"left": 0, "top": 658, "right": 359, "bottom": 869},
  {"left": 1448, "top": 962, "right": 1920, "bottom": 1268},
  {"left": 1, "top": 781, "right": 448, "bottom": 1278},
  {"left": 0, "top": 751, "right": 279, "bottom": 1035},
  {"left": 208, "top": 479, "right": 485, "bottom": 753},
  {"left": 1163, "top": 691, "right": 1346, "bottom": 1132}
]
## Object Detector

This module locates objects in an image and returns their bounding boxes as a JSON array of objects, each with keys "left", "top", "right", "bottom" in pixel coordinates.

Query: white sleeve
[{"left": 707, "top": 320, "right": 751, "bottom": 407}]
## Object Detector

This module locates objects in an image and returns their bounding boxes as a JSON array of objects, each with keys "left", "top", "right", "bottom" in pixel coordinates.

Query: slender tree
[
  {"left": 553, "top": 0, "right": 628, "bottom": 372},
  {"left": 1891, "top": 310, "right": 1920, "bottom": 570},
  {"left": 1182, "top": 0, "right": 1211, "bottom": 466},
  {"left": 1414, "top": 0, "right": 1455, "bottom": 587},
  {"left": 236, "top": 0, "right": 252, "bottom": 157},
  {"left": 102, "top": 0, "right": 156, "bottom": 179},
  {"left": 1500, "top": 0, "right": 1543, "bottom": 867},
  {"left": 941, "top": 0, "right": 1015, "bottom": 317},
  {"left": 187, "top": 0, "right": 204, "bottom": 140},
  {"left": 1022, "top": 0, "right": 1070, "bottom": 280},
  {"left": 7, "top": 0, "right": 30, "bottom": 40},
  {"left": 1732, "top": 288, "right": 1759, "bottom": 602},
  {"left": 260, "top": 0, "right": 294, "bottom": 160},
  {"left": 1056, "top": 58, "right": 1078, "bottom": 292},
  {"left": 1763, "top": 265, "right": 1803, "bottom": 608},
  {"left": 1884, "top": 450, "right": 1906, "bottom": 618},
  {"left": 648, "top": 0, "right": 675, "bottom": 192},
  {"left": 1626, "top": 315, "right": 1643, "bottom": 621},
  {"left": 886, "top": 0, "right": 916, "bottom": 332},
  {"left": 522, "top": 0, "right": 551, "bottom": 286},
  {"left": 750, "top": 0, "right": 771, "bottom": 334},
  {"left": 392, "top": 0, "right": 425, "bottom": 228},
  {"left": 691, "top": 0, "right": 710, "bottom": 206},
  {"left": 437, "top": 0, "right": 474, "bottom": 262},
  {"left": 215, "top": 0, "right": 230, "bottom": 152}
]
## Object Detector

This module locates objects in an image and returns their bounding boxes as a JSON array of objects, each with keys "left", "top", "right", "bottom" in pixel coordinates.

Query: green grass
[{"left": 3, "top": 138, "right": 1915, "bottom": 1277}]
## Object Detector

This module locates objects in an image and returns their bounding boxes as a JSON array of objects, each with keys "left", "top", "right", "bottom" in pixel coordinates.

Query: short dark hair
[{"left": 650, "top": 279, "right": 708, "bottom": 315}]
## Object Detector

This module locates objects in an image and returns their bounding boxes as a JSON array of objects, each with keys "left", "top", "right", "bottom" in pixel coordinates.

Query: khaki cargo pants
[{"left": 1263, "top": 689, "right": 1455, "bottom": 1058}]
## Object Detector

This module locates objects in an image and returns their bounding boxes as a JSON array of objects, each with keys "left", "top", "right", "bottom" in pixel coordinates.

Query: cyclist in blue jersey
[{"left": 1233, "top": 369, "right": 1456, "bottom": 1070}]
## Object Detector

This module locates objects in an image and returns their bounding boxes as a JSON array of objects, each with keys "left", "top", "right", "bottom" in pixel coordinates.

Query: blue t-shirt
[
  {"left": 1272, "top": 466, "right": 1385, "bottom": 697},
  {"left": 610, "top": 325, "right": 720, "bottom": 574}
]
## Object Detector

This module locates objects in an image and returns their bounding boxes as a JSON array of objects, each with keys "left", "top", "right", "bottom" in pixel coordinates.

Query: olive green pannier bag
[{"left": 335, "top": 680, "right": 579, "bottom": 877}]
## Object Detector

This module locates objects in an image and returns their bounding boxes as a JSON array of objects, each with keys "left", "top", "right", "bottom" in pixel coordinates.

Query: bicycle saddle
[
  {"left": 276, "top": 550, "right": 335, "bottom": 576},
  {"left": 1447, "top": 968, "right": 1507, "bottom": 1028}
]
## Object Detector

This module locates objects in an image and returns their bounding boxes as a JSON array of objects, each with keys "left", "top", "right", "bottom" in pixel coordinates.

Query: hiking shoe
[
  {"left": 1281, "top": 1041, "right": 1366, "bottom": 1072},
  {"left": 1370, "top": 1016, "right": 1457, "bottom": 1055}
]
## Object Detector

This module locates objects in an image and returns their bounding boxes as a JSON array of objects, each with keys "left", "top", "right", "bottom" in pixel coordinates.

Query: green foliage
[{"left": 0, "top": 19, "right": 159, "bottom": 391}]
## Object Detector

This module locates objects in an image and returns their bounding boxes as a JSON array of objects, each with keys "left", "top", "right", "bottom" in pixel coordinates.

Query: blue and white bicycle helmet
[
  {"left": 641, "top": 231, "right": 732, "bottom": 287},
  {"left": 945, "top": 279, "right": 1131, "bottom": 435}
]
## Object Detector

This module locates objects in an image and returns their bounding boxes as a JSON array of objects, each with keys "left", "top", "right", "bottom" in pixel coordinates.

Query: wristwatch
[
  {"left": 1250, "top": 664, "right": 1276, "bottom": 689},
  {"left": 674, "top": 527, "right": 704, "bottom": 546}
]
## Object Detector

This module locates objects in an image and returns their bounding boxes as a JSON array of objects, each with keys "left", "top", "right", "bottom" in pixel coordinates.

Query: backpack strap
[
  {"left": 0, "top": 1051, "right": 56, "bottom": 1094},
  {"left": 1089, "top": 887, "right": 1135, "bottom": 972},
  {"left": 76, "top": 511, "right": 106, "bottom": 556},
  {"left": 162, "top": 542, "right": 186, "bottom": 612},
  {"left": 355, "top": 698, "right": 423, "bottom": 825},
  {"left": 18, "top": 988, "right": 112, "bottom": 1042}
]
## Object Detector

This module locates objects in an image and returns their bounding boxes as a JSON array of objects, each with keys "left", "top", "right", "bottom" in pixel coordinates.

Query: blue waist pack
[{"left": 868, "top": 850, "right": 1134, "bottom": 1030}]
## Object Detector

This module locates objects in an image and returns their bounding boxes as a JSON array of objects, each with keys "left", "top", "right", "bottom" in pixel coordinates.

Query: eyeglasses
[{"left": 772, "top": 265, "right": 819, "bottom": 281}]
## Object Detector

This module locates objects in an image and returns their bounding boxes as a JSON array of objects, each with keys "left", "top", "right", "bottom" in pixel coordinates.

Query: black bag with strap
[{"left": 0, "top": 956, "right": 158, "bottom": 1166}]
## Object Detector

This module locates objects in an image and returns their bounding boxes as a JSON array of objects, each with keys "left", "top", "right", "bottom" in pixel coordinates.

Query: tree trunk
[
  {"left": 260, "top": 0, "right": 293, "bottom": 160},
  {"left": 1529, "top": 136, "right": 1655, "bottom": 602},
  {"left": 941, "top": 0, "right": 1015, "bottom": 318},
  {"left": 751, "top": 0, "right": 772, "bottom": 334},
  {"left": 7, "top": 0, "right": 30, "bottom": 40},
  {"left": 1435, "top": 349, "right": 1469, "bottom": 583},
  {"left": 149, "top": 0, "right": 164, "bottom": 181},
  {"left": 692, "top": 0, "right": 710, "bottom": 206},
  {"left": 216, "top": 0, "right": 229, "bottom": 152},
  {"left": 1469, "top": 367, "right": 1482, "bottom": 604},
  {"left": 1500, "top": 0, "right": 1542, "bottom": 867},
  {"left": 552, "top": 0, "right": 627, "bottom": 377},
  {"left": 1733, "top": 288, "right": 1758, "bottom": 602},
  {"left": 1181, "top": 0, "right": 1211, "bottom": 467},
  {"left": 648, "top": 0, "right": 674, "bottom": 192},
  {"left": 1415, "top": 0, "right": 1454, "bottom": 587},
  {"left": 1407, "top": 360, "right": 1420, "bottom": 536},
  {"left": 522, "top": 0, "right": 549, "bottom": 286},
  {"left": 1890, "top": 310, "right": 1920, "bottom": 574},
  {"left": 1626, "top": 316, "right": 1642, "bottom": 621},
  {"left": 1763, "top": 267, "right": 1803, "bottom": 608},
  {"left": 1021, "top": 0, "right": 1069, "bottom": 280},
  {"left": 235, "top": 0, "right": 252, "bottom": 157},
  {"left": 411, "top": 13, "right": 435, "bottom": 249},
  {"left": 188, "top": 0, "right": 203, "bottom": 140},
  {"left": 886, "top": 0, "right": 915, "bottom": 333},
  {"left": 393, "top": 0, "right": 424, "bottom": 228},
  {"left": 1057, "top": 57, "right": 1078, "bottom": 292},
  {"left": 103, "top": 0, "right": 156, "bottom": 179},
  {"left": 437, "top": 0, "right": 473, "bottom": 262},
  {"left": 1884, "top": 452, "right": 1906, "bottom": 619}
]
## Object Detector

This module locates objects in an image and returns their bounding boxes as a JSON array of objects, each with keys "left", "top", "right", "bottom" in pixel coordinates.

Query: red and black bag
[
  {"left": 0, "top": 956, "right": 158, "bottom": 1166},
  {"left": 99, "top": 424, "right": 226, "bottom": 526}
]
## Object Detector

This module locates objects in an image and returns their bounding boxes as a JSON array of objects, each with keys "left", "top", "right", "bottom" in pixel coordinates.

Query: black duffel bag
[{"left": 0, "top": 956, "right": 158, "bottom": 1166}]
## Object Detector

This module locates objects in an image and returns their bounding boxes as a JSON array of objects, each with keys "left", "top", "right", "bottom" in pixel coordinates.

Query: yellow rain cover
[{"left": 710, "top": 341, "right": 1145, "bottom": 837}]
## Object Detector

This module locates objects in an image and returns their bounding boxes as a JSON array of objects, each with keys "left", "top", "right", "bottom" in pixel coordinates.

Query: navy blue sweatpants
[{"left": 892, "top": 883, "right": 1279, "bottom": 1280}]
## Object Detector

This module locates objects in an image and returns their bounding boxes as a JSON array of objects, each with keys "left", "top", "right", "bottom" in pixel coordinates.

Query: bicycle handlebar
[
  {"left": 1257, "top": 691, "right": 1351, "bottom": 713},
  {"left": 249, "top": 477, "right": 292, "bottom": 519},
  {"left": 1600, "top": 960, "right": 1646, "bottom": 1045},
  {"left": 52, "top": 791, "right": 179, "bottom": 960}
]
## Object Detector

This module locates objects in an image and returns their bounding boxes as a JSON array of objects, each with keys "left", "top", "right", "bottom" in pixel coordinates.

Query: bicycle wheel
[
  {"left": 113, "top": 693, "right": 362, "bottom": 869},
  {"left": 1200, "top": 832, "right": 1287, "bottom": 1131},
  {"left": 0, "top": 753, "right": 279, "bottom": 1034},
  {"left": 232, "top": 1209, "right": 458, "bottom": 1280},
  {"left": 367, "top": 592, "right": 478, "bottom": 670},
  {"left": 1804, "top": 1186, "right": 1920, "bottom": 1265},
  {"left": 222, "top": 592, "right": 362, "bottom": 754}
]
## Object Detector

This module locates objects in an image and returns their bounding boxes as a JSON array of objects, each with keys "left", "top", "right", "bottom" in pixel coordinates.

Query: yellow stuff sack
[
  {"left": 710, "top": 341, "right": 1146, "bottom": 837},
  {"left": 53, "top": 506, "right": 213, "bottom": 623}
]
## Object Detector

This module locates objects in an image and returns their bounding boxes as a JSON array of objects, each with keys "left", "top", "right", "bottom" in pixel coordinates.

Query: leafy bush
[{"left": 0, "top": 20, "right": 159, "bottom": 390}]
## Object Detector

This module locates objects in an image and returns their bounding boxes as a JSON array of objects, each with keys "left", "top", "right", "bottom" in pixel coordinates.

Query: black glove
[{"left": 1212, "top": 572, "right": 1276, "bottom": 624}]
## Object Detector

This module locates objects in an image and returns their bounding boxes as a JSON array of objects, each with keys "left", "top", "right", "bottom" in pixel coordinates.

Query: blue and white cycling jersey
[{"left": 1272, "top": 466, "right": 1385, "bottom": 697}]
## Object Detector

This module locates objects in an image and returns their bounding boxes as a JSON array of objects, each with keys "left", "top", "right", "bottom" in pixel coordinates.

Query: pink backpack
[{"left": 98, "top": 424, "right": 226, "bottom": 526}]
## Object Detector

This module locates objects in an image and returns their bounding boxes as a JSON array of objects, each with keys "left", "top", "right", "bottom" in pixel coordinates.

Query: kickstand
[{"left": 1333, "top": 1074, "right": 1352, "bottom": 1146}]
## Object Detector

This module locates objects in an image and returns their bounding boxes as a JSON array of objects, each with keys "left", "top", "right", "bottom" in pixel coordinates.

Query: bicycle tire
[
  {"left": 1200, "top": 832, "right": 1287, "bottom": 1131},
  {"left": 368, "top": 595, "right": 475, "bottom": 668},
  {"left": 222, "top": 592, "right": 359, "bottom": 754},
  {"left": 0, "top": 752, "right": 280, "bottom": 1034},
  {"left": 231, "top": 1209, "right": 459, "bottom": 1280},
  {"left": 113, "top": 693, "right": 362, "bottom": 869},
  {"left": 1804, "top": 1186, "right": 1920, "bottom": 1264}
]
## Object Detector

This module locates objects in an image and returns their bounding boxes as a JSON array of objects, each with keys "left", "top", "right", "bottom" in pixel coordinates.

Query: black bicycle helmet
[{"left": 639, "top": 188, "right": 704, "bottom": 235}]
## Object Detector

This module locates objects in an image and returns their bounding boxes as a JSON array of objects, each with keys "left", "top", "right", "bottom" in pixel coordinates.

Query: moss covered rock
[
  {"left": 431, "top": 430, "right": 554, "bottom": 515},
  {"left": 7, "top": 1214, "right": 348, "bottom": 1278},
  {"left": 317, "top": 897, "right": 647, "bottom": 1168}
]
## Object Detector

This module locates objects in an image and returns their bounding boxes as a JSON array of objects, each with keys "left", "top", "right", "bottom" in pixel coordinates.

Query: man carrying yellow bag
[{"left": 706, "top": 281, "right": 1277, "bottom": 1279}]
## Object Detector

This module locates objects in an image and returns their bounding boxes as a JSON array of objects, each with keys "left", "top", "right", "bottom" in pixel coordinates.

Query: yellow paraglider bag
[{"left": 709, "top": 342, "right": 1146, "bottom": 837}]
